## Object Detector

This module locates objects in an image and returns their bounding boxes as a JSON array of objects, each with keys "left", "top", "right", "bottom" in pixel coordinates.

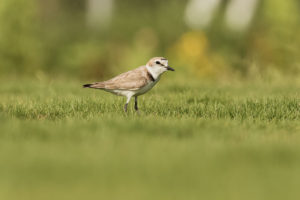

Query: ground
[{"left": 1, "top": 78, "right": 300, "bottom": 200}]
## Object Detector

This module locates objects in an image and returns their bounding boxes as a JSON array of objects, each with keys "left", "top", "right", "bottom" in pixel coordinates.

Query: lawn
[{"left": 1, "top": 78, "right": 300, "bottom": 200}]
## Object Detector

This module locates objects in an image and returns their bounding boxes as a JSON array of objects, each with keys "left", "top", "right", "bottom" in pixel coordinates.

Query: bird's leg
[
  {"left": 124, "top": 95, "right": 132, "bottom": 113},
  {"left": 134, "top": 96, "right": 138, "bottom": 111},
  {"left": 124, "top": 103, "right": 128, "bottom": 112}
]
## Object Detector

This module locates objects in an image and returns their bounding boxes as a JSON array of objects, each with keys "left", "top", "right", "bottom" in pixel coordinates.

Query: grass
[{"left": 1, "top": 78, "right": 300, "bottom": 200}]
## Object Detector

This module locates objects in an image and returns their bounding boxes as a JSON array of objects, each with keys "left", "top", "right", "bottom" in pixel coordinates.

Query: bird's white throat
[{"left": 146, "top": 65, "right": 166, "bottom": 80}]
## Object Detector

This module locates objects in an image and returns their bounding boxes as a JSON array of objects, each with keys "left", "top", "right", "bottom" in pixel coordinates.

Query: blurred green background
[
  {"left": 1, "top": 0, "right": 300, "bottom": 80},
  {"left": 2, "top": 1, "right": 300, "bottom": 200}
]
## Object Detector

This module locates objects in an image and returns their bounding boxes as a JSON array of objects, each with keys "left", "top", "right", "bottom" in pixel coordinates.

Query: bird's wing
[{"left": 87, "top": 66, "right": 151, "bottom": 90}]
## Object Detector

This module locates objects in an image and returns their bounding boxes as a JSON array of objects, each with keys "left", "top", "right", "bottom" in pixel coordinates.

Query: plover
[{"left": 83, "top": 57, "right": 174, "bottom": 112}]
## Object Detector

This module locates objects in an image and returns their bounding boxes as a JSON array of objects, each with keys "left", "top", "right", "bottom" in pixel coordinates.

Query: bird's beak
[{"left": 166, "top": 66, "right": 175, "bottom": 71}]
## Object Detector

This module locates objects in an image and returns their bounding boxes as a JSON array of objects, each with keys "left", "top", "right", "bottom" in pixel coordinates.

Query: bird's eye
[{"left": 155, "top": 61, "right": 161, "bottom": 65}]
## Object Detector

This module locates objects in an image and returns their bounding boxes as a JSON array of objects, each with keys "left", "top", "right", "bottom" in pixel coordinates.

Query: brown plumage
[{"left": 83, "top": 66, "right": 152, "bottom": 91}]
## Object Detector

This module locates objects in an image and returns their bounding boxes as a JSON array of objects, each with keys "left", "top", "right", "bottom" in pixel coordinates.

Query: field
[{"left": 1, "top": 78, "right": 300, "bottom": 200}]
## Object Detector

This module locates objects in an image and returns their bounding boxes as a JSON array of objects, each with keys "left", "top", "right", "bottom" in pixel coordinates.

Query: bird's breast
[{"left": 135, "top": 80, "right": 159, "bottom": 96}]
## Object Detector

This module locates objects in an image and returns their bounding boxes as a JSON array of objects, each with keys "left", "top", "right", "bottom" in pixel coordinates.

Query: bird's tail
[
  {"left": 83, "top": 83, "right": 93, "bottom": 88},
  {"left": 83, "top": 82, "right": 106, "bottom": 89}
]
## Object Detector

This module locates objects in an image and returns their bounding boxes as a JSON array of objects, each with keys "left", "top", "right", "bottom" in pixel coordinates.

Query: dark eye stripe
[{"left": 155, "top": 61, "right": 161, "bottom": 65}]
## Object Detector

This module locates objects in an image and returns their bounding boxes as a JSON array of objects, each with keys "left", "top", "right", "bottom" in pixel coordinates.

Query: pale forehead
[
  {"left": 147, "top": 57, "right": 168, "bottom": 66},
  {"left": 161, "top": 59, "right": 168, "bottom": 65},
  {"left": 151, "top": 57, "right": 168, "bottom": 62}
]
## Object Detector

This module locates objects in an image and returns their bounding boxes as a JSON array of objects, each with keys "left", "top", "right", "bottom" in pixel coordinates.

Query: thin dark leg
[
  {"left": 134, "top": 96, "right": 138, "bottom": 111},
  {"left": 124, "top": 103, "right": 128, "bottom": 112}
]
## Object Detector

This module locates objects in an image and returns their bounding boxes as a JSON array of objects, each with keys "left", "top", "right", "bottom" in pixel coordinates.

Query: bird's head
[{"left": 146, "top": 57, "right": 174, "bottom": 78}]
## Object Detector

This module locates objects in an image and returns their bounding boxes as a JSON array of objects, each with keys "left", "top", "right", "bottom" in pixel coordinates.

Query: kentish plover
[{"left": 83, "top": 57, "right": 174, "bottom": 112}]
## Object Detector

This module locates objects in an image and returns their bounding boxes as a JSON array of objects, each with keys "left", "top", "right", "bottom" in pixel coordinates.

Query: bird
[{"left": 83, "top": 57, "right": 175, "bottom": 112}]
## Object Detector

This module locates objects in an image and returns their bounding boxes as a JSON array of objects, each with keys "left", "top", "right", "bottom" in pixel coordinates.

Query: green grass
[{"left": 1, "top": 78, "right": 300, "bottom": 200}]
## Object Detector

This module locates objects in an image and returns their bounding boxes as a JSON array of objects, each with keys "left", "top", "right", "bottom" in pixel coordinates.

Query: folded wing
[{"left": 84, "top": 66, "right": 150, "bottom": 91}]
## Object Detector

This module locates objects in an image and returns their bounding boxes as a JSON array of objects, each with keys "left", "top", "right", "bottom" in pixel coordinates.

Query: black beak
[{"left": 166, "top": 66, "right": 175, "bottom": 71}]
